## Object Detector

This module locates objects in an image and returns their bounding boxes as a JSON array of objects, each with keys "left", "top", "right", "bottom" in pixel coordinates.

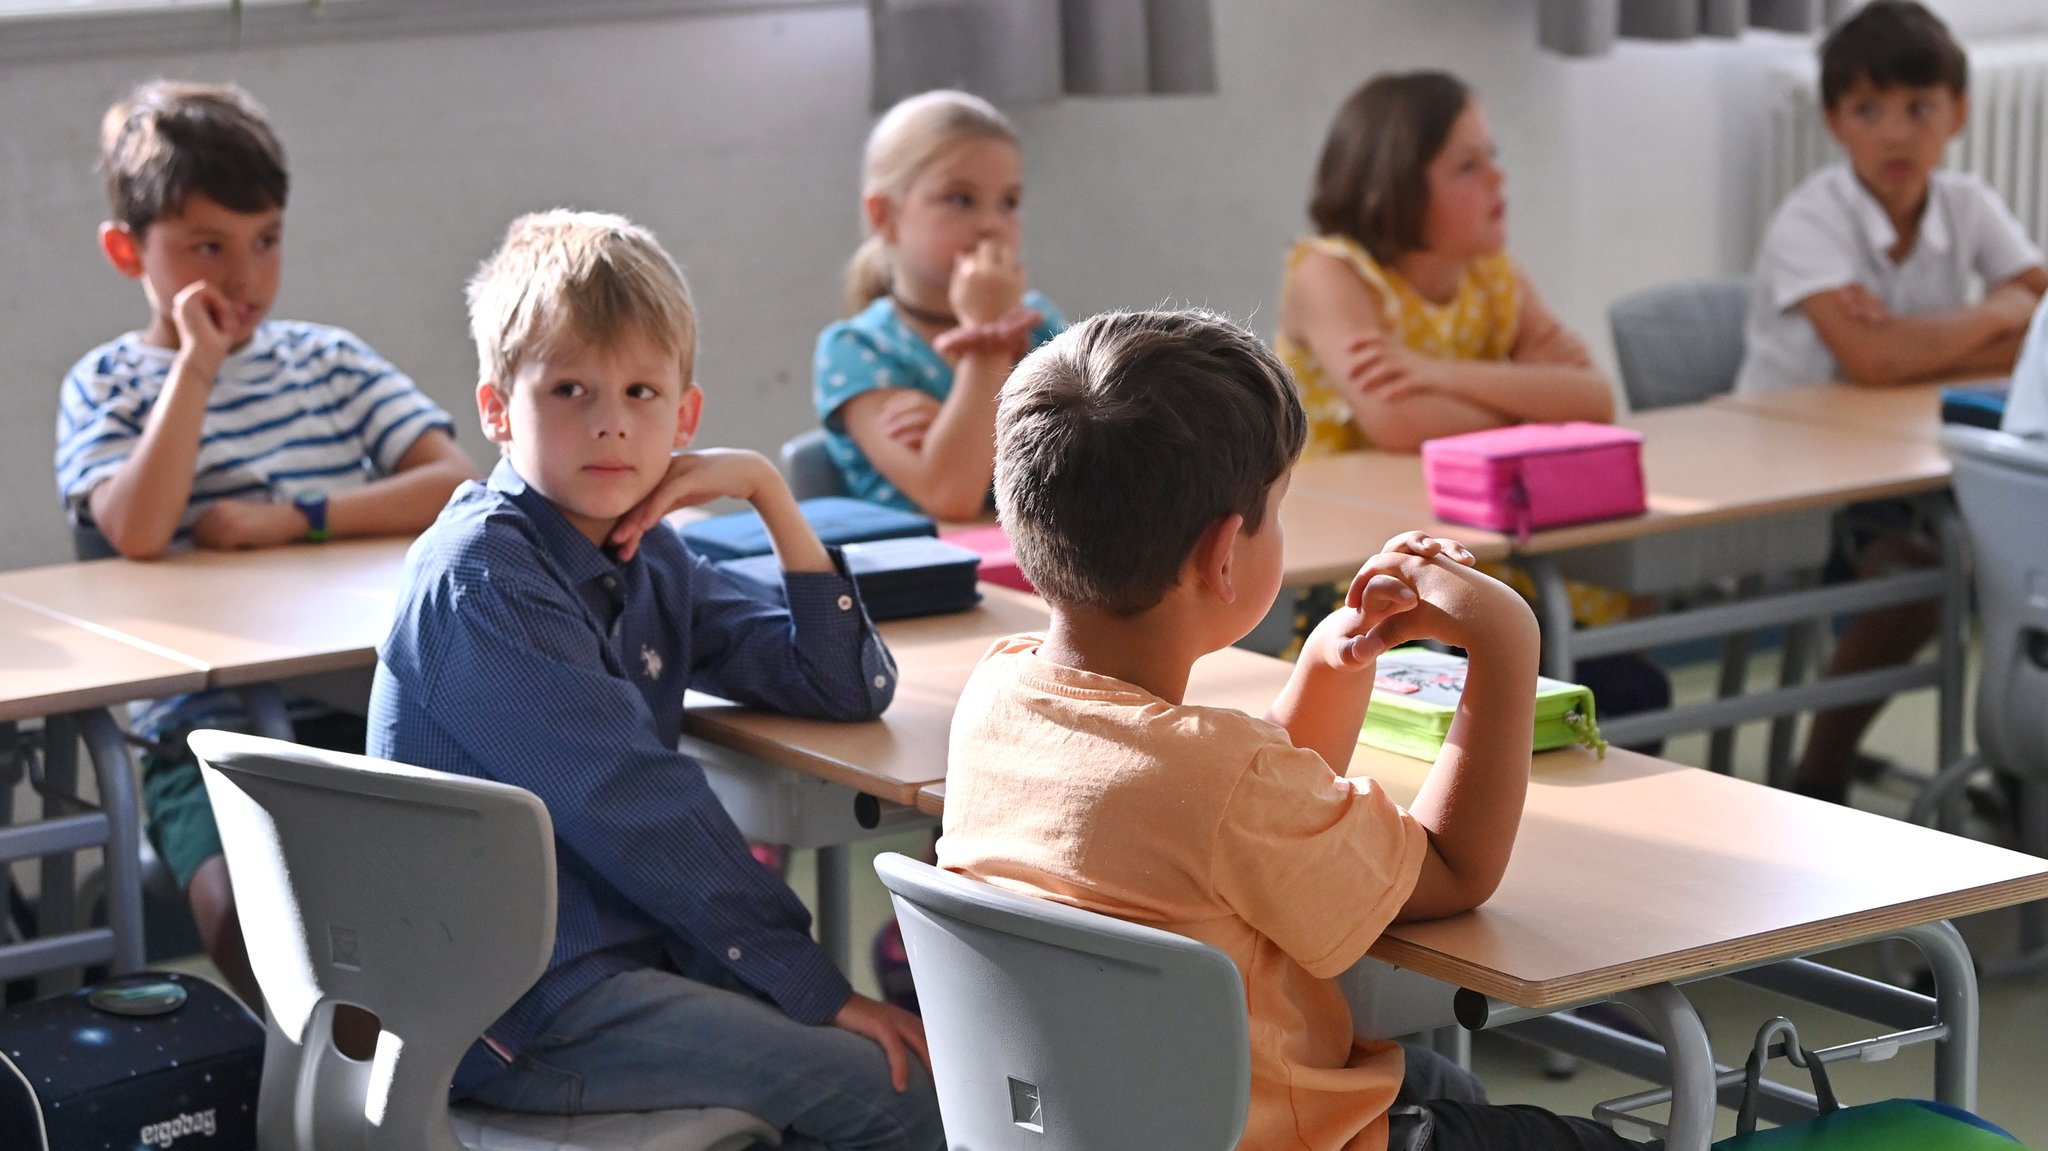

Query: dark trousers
[{"left": 1393, "top": 1043, "right": 1640, "bottom": 1151}]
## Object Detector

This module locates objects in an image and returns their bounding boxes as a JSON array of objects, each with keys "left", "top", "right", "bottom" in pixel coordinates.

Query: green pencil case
[{"left": 1359, "top": 648, "right": 1605, "bottom": 761}]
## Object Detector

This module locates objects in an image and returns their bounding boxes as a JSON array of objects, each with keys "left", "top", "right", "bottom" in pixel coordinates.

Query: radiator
[{"left": 1762, "top": 38, "right": 2048, "bottom": 244}]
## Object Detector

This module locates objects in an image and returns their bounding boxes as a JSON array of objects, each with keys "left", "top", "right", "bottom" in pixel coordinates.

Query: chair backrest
[
  {"left": 781, "top": 428, "right": 850, "bottom": 500},
  {"left": 1943, "top": 427, "right": 2048, "bottom": 781},
  {"left": 72, "top": 522, "right": 119, "bottom": 561},
  {"left": 873, "top": 852, "right": 1249, "bottom": 1151},
  {"left": 188, "top": 730, "right": 557, "bottom": 1151},
  {"left": 1608, "top": 276, "right": 1751, "bottom": 411}
]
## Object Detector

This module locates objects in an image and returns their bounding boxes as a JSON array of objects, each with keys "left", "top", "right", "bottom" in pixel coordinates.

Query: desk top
[
  {"left": 1279, "top": 486, "right": 1511, "bottom": 579},
  {"left": 685, "top": 587, "right": 1306, "bottom": 805},
  {"left": 0, "top": 597, "right": 209, "bottom": 722},
  {"left": 921, "top": 741, "right": 2048, "bottom": 1010},
  {"left": 1287, "top": 405, "right": 1951, "bottom": 555},
  {"left": 0, "top": 540, "right": 410, "bottom": 687},
  {"left": 1713, "top": 380, "right": 1950, "bottom": 442}
]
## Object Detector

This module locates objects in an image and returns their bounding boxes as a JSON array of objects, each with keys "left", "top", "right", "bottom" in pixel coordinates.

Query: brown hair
[
  {"left": 466, "top": 209, "right": 697, "bottom": 394},
  {"left": 1820, "top": 1, "right": 1967, "bottom": 108},
  {"left": 1307, "top": 71, "right": 1471, "bottom": 265},
  {"left": 843, "top": 90, "right": 1018, "bottom": 315},
  {"left": 995, "top": 309, "right": 1306, "bottom": 617},
  {"left": 99, "top": 81, "right": 288, "bottom": 237}
]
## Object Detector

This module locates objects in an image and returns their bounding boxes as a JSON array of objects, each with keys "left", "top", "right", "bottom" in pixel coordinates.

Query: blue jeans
[{"left": 460, "top": 968, "right": 945, "bottom": 1151}]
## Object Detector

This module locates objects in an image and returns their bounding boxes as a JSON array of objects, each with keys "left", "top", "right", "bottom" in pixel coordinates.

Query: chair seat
[{"left": 450, "top": 1104, "right": 780, "bottom": 1151}]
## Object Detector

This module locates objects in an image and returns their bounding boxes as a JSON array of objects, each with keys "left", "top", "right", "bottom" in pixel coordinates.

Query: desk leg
[
  {"left": 1526, "top": 556, "right": 1577, "bottom": 681},
  {"left": 1934, "top": 506, "right": 1968, "bottom": 784},
  {"left": 78, "top": 710, "right": 144, "bottom": 975},
  {"left": 816, "top": 843, "right": 852, "bottom": 975},
  {"left": 1614, "top": 983, "right": 1715, "bottom": 1151},
  {"left": 37, "top": 715, "right": 79, "bottom": 950},
  {"left": 1899, "top": 920, "right": 1977, "bottom": 1110}
]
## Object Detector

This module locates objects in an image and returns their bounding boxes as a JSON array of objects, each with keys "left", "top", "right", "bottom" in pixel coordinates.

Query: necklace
[{"left": 890, "top": 295, "right": 958, "bottom": 328}]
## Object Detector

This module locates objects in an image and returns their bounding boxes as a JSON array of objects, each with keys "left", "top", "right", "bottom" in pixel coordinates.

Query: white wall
[{"left": 0, "top": 0, "right": 2037, "bottom": 573}]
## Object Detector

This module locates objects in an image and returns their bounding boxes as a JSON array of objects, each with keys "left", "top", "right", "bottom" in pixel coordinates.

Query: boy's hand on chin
[
  {"left": 170, "top": 280, "right": 236, "bottom": 371},
  {"left": 608, "top": 448, "right": 778, "bottom": 562}
]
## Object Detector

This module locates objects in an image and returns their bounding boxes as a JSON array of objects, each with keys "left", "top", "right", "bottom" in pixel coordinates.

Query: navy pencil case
[
  {"left": 682, "top": 497, "right": 936, "bottom": 562},
  {"left": 717, "top": 536, "right": 982, "bottom": 620}
]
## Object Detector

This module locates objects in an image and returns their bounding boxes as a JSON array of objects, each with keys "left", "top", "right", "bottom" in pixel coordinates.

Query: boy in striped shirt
[{"left": 53, "top": 80, "right": 474, "bottom": 1012}]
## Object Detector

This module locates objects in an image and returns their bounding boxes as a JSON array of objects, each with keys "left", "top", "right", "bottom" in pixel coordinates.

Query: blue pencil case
[
  {"left": 716, "top": 537, "right": 982, "bottom": 620},
  {"left": 681, "top": 497, "right": 937, "bottom": 561},
  {"left": 1940, "top": 381, "right": 2009, "bottom": 430}
]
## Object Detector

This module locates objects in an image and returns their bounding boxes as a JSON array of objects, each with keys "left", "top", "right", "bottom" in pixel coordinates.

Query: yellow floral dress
[
  {"left": 1278, "top": 235, "right": 1520, "bottom": 458},
  {"left": 1275, "top": 234, "right": 1629, "bottom": 629}
]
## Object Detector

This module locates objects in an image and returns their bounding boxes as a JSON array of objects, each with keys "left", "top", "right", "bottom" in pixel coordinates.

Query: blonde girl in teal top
[{"left": 813, "top": 90, "right": 1066, "bottom": 519}]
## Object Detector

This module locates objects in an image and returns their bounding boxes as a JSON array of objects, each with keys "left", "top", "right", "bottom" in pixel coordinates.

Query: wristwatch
[{"left": 292, "top": 491, "right": 330, "bottom": 543}]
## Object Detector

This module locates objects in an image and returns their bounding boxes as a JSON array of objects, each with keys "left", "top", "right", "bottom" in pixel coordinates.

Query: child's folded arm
[
  {"left": 411, "top": 567, "right": 855, "bottom": 1024},
  {"left": 683, "top": 543, "right": 897, "bottom": 723}
]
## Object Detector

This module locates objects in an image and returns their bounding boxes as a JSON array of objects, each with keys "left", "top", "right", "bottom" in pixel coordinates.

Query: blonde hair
[
  {"left": 467, "top": 209, "right": 697, "bottom": 393},
  {"left": 844, "top": 89, "right": 1018, "bottom": 316}
]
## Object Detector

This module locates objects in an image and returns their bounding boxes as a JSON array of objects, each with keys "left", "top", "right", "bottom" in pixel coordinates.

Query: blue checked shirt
[{"left": 368, "top": 459, "right": 896, "bottom": 1090}]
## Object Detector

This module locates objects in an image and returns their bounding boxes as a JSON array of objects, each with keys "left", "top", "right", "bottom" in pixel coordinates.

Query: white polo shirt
[
  {"left": 2004, "top": 297, "right": 2048, "bottom": 437},
  {"left": 1734, "top": 164, "right": 2042, "bottom": 395}
]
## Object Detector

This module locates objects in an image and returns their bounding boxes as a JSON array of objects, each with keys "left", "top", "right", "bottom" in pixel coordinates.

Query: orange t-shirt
[{"left": 939, "top": 636, "right": 1430, "bottom": 1151}]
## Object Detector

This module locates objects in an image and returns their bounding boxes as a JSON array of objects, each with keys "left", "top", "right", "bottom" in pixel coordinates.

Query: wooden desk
[
  {"left": 1713, "top": 380, "right": 1951, "bottom": 443},
  {"left": 1279, "top": 486, "right": 1510, "bottom": 581},
  {"left": 0, "top": 598, "right": 199, "bottom": 981},
  {"left": 687, "top": 587, "right": 1051, "bottom": 807},
  {"left": 1285, "top": 406, "right": 1950, "bottom": 554},
  {"left": 0, "top": 539, "right": 409, "bottom": 687},
  {"left": 920, "top": 745, "right": 2048, "bottom": 1006},
  {"left": 0, "top": 598, "right": 208, "bottom": 722}
]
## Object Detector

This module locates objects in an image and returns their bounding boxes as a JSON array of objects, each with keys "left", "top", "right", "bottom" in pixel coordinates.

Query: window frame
[{"left": 0, "top": 0, "right": 848, "bottom": 64}]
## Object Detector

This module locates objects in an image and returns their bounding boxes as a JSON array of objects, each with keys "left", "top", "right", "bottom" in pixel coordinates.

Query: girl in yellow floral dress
[
  {"left": 1278, "top": 70, "right": 1615, "bottom": 456},
  {"left": 1277, "top": 72, "right": 1668, "bottom": 732}
]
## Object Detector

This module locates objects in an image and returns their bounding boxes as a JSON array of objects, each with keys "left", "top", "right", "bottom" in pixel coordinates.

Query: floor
[{"left": 78, "top": 646, "right": 2048, "bottom": 1144}]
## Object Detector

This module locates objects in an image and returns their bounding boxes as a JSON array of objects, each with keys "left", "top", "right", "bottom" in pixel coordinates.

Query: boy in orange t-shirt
[{"left": 938, "top": 309, "right": 1635, "bottom": 1151}]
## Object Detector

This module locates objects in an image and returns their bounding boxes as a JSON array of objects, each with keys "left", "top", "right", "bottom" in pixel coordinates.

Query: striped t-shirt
[
  {"left": 54, "top": 319, "right": 454, "bottom": 735},
  {"left": 57, "top": 320, "right": 454, "bottom": 531}
]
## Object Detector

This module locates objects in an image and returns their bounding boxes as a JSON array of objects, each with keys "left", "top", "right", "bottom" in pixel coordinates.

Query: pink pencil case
[
  {"left": 1420, "top": 422, "right": 1646, "bottom": 542},
  {"left": 940, "top": 523, "right": 1035, "bottom": 593}
]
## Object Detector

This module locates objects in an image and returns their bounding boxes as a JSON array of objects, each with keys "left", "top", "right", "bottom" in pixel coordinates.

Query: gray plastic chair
[
  {"left": 188, "top": 730, "right": 777, "bottom": 1151},
  {"left": 780, "top": 428, "right": 849, "bottom": 500},
  {"left": 1607, "top": 277, "right": 1750, "bottom": 411},
  {"left": 1910, "top": 427, "right": 2048, "bottom": 975},
  {"left": 873, "top": 851, "right": 1249, "bottom": 1151}
]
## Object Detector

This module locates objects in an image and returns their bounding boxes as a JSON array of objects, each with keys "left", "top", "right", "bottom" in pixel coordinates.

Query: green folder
[{"left": 1359, "top": 648, "right": 1606, "bottom": 761}]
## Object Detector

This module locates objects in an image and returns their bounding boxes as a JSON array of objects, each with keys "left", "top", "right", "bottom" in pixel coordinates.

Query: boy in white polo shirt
[
  {"left": 1735, "top": 1, "right": 2046, "bottom": 803},
  {"left": 1736, "top": 1, "right": 2044, "bottom": 396}
]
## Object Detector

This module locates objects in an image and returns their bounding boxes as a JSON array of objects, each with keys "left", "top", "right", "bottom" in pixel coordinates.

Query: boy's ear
[
  {"left": 1190, "top": 512, "right": 1247, "bottom": 604},
  {"left": 863, "top": 193, "right": 896, "bottom": 244},
  {"left": 673, "top": 384, "right": 705, "bottom": 450},
  {"left": 99, "top": 222, "right": 144, "bottom": 279},
  {"left": 476, "top": 381, "right": 512, "bottom": 445}
]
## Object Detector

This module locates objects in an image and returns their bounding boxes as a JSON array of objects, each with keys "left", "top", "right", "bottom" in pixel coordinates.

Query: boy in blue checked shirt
[
  {"left": 56, "top": 81, "right": 474, "bottom": 1013},
  {"left": 368, "top": 210, "right": 940, "bottom": 1150}
]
